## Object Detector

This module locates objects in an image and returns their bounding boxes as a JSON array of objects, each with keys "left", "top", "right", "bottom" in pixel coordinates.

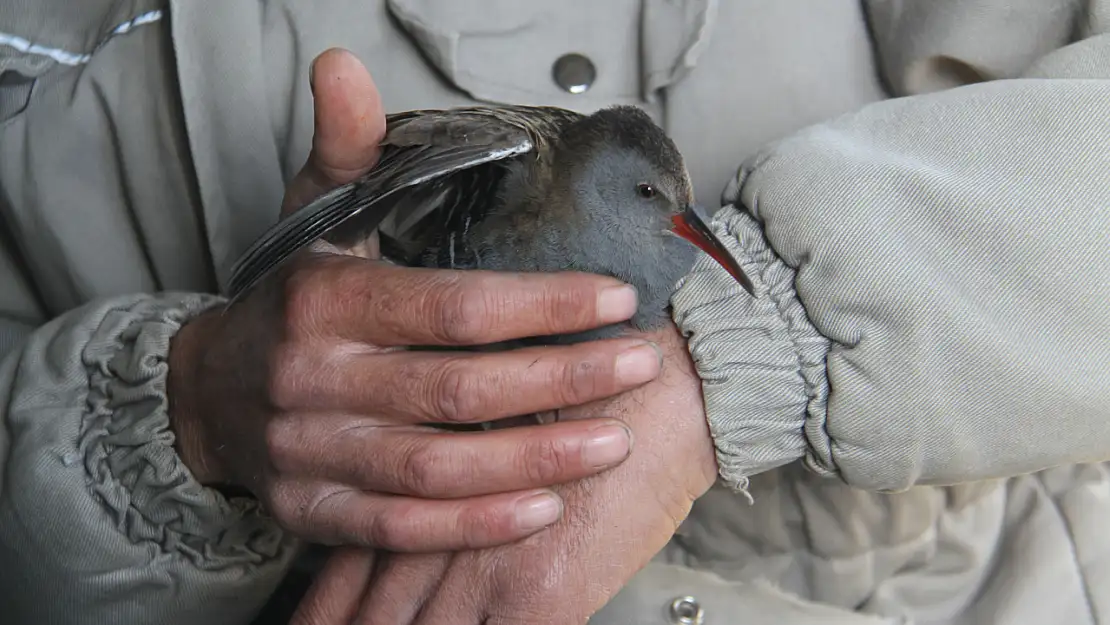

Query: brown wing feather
[{"left": 226, "top": 105, "right": 584, "bottom": 303}]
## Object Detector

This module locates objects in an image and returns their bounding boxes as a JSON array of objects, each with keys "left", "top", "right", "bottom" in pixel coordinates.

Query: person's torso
[{"left": 6, "top": 4, "right": 1108, "bottom": 624}]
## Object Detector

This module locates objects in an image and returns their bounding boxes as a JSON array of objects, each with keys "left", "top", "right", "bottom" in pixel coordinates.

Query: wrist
[
  {"left": 655, "top": 326, "right": 719, "bottom": 497},
  {"left": 168, "top": 310, "right": 228, "bottom": 485}
]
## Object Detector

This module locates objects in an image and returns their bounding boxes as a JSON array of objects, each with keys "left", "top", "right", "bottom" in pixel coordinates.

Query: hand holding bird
[
  {"left": 168, "top": 49, "right": 670, "bottom": 555},
  {"left": 275, "top": 49, "right": 727, "bottom": 625},
  {"left": 293, "top": 324, "right": 718, "bottom": 625},
  {"left": 227, "top": 63, "right": 753, "bottom": 324}
]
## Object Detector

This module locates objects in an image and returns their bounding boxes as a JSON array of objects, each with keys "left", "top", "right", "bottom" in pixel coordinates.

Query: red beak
[{"left": 671, "top": 205, "right": 755, "bottom": 295}]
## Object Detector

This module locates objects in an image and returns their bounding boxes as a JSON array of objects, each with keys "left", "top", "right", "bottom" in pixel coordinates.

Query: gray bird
[{"left": 227, "top": 104, "right": 752, "bottom": 344}]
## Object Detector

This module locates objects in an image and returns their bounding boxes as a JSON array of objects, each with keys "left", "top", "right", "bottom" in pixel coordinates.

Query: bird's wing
[
  {"left": 373, "top": 106, "right": 584, "bottom": 264},
  {"left": 226, "top": 107, "right": 571, "bottom": 303}
]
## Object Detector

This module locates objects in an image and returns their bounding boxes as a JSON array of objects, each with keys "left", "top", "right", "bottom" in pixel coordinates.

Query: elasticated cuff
[
  {"left": 671, "top": 199, "right": 834, "bottom": 493},
  {"left": 76, "top": 292, "right": 291, "bottom": 563},
  {"left": 1, "top": 293, "right": 297, "bottom": 625}
]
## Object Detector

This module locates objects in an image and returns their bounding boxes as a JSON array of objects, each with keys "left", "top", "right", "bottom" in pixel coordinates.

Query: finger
[
  {"left": 283, "top": 48, "right": 386, "bottom": 216},
  {"left": 290, "top": 547, "right": 376, "bottom": 625},
  {"left": 411, "top": 559, "right": 487, "bottom": 625},
  {"left": 287, "top": 337, "right": 662, "bottom": 423},
  {"left": 356, "top": 553, "right": 452, "bottom": 625},
  {"left": 270, "top": 482, "right": 566, "bottom": 551},
  {"left": 292, "top": 258, "right": 639, "bottom": 346},
  {"left": 269, "top": 416, "right": 633, "bottom": 498}
]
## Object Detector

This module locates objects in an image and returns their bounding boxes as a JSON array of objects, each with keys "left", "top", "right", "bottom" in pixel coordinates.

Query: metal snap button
[
  {"left": 552, "top": 53, "right": 596, "bottom": 94},
  {"left": 668, "top": 595, "right": 704, "bottom": 624}
]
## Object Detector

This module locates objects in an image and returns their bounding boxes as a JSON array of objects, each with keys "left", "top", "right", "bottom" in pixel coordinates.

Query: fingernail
[
  {"left": 583, "top": 424, "right": 633, "bottom": 468},
  {"left": 615, "top": 341, "right": 663, "bottom": 386},
  {"left": 308, "top": 60, "right": 318, "bottom": 96},
  {"left": 514, "top": 493, "right": 563, "bottom": 532},
  {"left": 598, "top": 285, "right": 638, "bottom": 324}
]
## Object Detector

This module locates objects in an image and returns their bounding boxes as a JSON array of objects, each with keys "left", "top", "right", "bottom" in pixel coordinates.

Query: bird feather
[{"left": 227, "top": 105, "right": 583, "bottom": 303}]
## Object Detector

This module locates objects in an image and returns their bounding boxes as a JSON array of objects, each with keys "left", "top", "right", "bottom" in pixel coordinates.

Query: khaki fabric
[{"left": 0, "top": 1, "right": 1108, "bottom": 623}]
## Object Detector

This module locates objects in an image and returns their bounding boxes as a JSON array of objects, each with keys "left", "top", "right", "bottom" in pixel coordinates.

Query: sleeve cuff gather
[
  {"left": 1, "top": 292, "right": 299, "bottom": 623},
  {"left": 77, "top": 292, "right": 294, "bottom": 565},
  {"left": 671, "top": 181, "right": 835, "bottom": 492},
  {"left": 3, "top": 292, "right": 296, "bottom": 569}
]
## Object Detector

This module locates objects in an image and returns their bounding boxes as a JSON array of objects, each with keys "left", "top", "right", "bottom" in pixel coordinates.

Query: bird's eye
[{"left": 636, "top": 183, "right": 657, "bottom": 199}]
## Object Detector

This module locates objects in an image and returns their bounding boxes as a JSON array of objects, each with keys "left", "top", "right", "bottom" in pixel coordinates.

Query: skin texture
[
  {"left": 282, "top": 50, "right": 721, "bottom": 625},
  {"left": 292, "top": 326, "right": 718, "bottom": 625},
  {"left": 166, "top": 49, "right": 671, "bottom": 553}
]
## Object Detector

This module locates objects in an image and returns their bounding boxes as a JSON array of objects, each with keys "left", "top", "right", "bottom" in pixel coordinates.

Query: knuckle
[
  {"left": 266, "top": 344, "right": 310, "bottom": 411},
  {"left": 264, "top": 481, "right": 304, "bottom": 530},
  {"left": 263, "top": 417, "right": 301, "bottom": 472},
  {"left": 429, "top": 361, "right": 482, "bottom": 423},
  {"left": 541, "top": 281, "right": 591, "bottom": 331},
  {"left": 280, "top": 265, "right": 326, "bottom": 334},
  {"left": 281, "top": 257, "right": 362, "bottom": 340},
  {"left": 301, "top": 488, "right": 352, "bottom": 545},
  {"left": 518, "top": 437, "right": 570, "bottom": 486},
  {"left": 557, "top": 358, "right": 605, "bottom": 404},
  {"left": 457, "top": 504, "right": 509, "bottom": 549},
  {"left": 433, "top": 283, "right": 492, "bottom": 344},
  {"left": 397, "top": 440, "right": 446, "bottom": 496},
  {"left": 363, "top": 508, "right": 410, "bottom": 550},
  {"left": 301, "top": 496, "right": 332, "bottom": 538}
]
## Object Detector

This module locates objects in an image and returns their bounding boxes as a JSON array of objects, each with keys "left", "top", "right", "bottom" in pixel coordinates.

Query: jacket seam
[{"left": 0, "top": 9, "right": 163, "bottom": 67}]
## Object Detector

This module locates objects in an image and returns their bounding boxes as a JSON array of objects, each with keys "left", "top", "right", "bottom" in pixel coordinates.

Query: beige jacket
[{"left": 2, "top": 1, "right": 1109, "bottom": 623}]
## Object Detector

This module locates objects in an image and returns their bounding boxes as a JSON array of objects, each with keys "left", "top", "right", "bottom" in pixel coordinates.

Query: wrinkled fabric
[
  {"left": 671, "top": 210, "right": 831, "bottom": 490},
  {"left": 0, "top": 1, "right": 1108, "bottom": 624},
  {"left": 653, "top": 4, "right": 1110, "bottom": 622},
  {"left": 603, "top": 463, "right": 1110, "bottom": 624},
  {"left": 0, "top": 293, "right": 299, "bottom": 624},
  {"left": 676, "top": 70, "right": 1110, "bottom": 492},
  {"left": 865, "top": 0, "right": 1078, "bottom": 94}
]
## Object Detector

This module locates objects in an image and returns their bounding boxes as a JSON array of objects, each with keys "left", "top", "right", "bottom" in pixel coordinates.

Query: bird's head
[{"left": 552, "top": 106, "right": 754, "bottom": 293}]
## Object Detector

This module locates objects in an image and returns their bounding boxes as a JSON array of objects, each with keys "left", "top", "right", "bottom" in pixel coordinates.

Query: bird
[{"left": 227, "top": 104, "right": 753, "bottom": 345}]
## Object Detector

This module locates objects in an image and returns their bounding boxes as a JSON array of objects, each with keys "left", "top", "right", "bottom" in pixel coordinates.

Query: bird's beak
[{"left": 670, "top": 204, "right": 755, "bottom": 295}]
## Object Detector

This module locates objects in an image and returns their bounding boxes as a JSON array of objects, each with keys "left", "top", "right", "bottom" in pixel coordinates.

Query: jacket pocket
[{"left": 386, "top": 0, "right": 716, "bottom": 110}]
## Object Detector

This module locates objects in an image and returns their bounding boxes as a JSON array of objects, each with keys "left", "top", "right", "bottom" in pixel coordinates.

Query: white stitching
[{"left": 0, "top": 9, "right": 163, "bottom": 67}]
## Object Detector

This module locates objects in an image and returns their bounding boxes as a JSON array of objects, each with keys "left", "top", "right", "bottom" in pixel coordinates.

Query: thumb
[
  {"left": 282, "top": 48, "right": 385, "bottom": 216},
  {"left": 289, "top": 548, "right": 376, "bottom": 625}
]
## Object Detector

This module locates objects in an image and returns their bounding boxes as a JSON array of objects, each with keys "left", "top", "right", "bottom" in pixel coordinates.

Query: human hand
[
  {"left": 292, "top": 324, "right": 719, "bottom": 624},
  {"left": 165, "top": 49, "right": 665, "bottom": 552}
]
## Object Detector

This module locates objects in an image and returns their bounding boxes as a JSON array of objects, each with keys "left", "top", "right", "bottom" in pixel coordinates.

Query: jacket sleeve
[
  {"left": 0, "top": 281, "right": 299, "bottom": 624},
  {"left": 671, "top": 9, "right": 1110, "bottom": 493}
]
